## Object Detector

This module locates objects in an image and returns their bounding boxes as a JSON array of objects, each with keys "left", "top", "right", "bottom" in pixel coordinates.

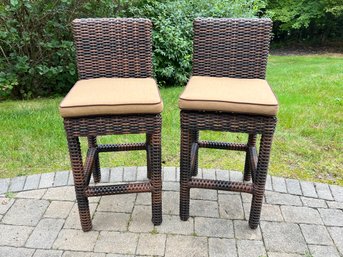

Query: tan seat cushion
[
  {"left": 179, "top": 76, "right": 278, "bottom": 116},
  {"left": 60, "top": 77, "right": 163, "bottom": 117}
]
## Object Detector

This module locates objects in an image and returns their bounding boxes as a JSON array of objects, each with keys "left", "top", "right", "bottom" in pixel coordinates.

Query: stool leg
[
  {"left": 148, "top": 129, "right": 162, "bottom": 225},
  {"left": 244, "top": 134, "right": 257, "bottom": 182},
  {"left": 87, "top": 136, "right": 101, "bottom": 183},
  {"left": 180, "top": 127, "right": 192, "bottom": 221},
  {"left": 67, "top": 136, "right": 92, "bottom": 232},
  {"left": 249, "top": 132, "right": 274, "bottom": 229},
  {"left": 146, "top": 134, "right": 152, "bottom": 180},
  {"left": 191, "top": 130, "right": 199, "bottom": 176}
]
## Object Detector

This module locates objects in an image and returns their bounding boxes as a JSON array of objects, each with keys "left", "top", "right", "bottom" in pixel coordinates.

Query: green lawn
[{"left": 0, "top": 55, "right": 342, "bottom": 185}]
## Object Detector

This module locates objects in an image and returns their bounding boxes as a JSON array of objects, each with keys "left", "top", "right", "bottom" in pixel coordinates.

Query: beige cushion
[
  {"left": 60, "top": 78, "right": 163, "bottom": 117},
  {"left": 179, "top": 76, "right": 278, "bottom": 116}
]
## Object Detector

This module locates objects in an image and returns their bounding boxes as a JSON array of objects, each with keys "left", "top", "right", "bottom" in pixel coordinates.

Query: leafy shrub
[{"left": 0, "top": 0, "right": 135, "bottom": 99}]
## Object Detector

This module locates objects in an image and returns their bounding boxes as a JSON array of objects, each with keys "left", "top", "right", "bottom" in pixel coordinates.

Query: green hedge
[{"left": 0, "top": 0, "right": 263, "bottom": 99}]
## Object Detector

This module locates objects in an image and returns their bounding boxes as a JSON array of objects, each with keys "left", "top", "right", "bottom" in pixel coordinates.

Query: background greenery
[
  {"left": 1, "top": 0, "right": 342, "bottom": 99},
  {"left": 1, "top": 55, "right": 342, "bottom": 185}
]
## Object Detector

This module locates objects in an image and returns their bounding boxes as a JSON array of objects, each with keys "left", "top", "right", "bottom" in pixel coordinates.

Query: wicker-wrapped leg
[
  {"left": 190, "top": 130, "right": 199, "bottom": 176},
  {"left": 87, "top": 136, "right": 101, "bottom": 183},
  {"left": 148, "top": 120, "right": 162, "bottom": 225},
  {"left": 180, "top": 124, "right": 192, "bottom": 221},
  {"left": 146, "top": 134, "right": 152, "bottom": 180},
  {"left": 249, "top": 132, "right": 274, "bottom": 229},
  {"left": 243, "top": 134, "right": 257, "bottom": 182},
  {"left": 67, "top": 136, "right": 92, "bottom": 232}
]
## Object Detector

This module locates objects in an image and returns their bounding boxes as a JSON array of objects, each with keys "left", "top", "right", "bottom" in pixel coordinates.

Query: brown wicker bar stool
[
  {"left": 60, "top": 18, "right": 163, "bottom": 232},
  {"left": 179, "top": 18, "right": 278, "bottom": 229}
]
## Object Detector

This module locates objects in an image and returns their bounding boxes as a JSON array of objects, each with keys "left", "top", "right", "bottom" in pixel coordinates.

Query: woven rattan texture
[
  {"left": 180, "top": 18, "right": 277, "bottom": 229},
  {"left": 192, "top": 18, "right": 272, "bottom": 79},
  {"left": 64, "top": 18, "right": 162, "bottom": 232},
  {"left": 73, "top": 18, "right": 153, "bottom": 79}
]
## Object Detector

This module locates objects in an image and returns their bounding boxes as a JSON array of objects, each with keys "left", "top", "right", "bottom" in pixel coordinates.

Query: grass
[{"left": 0, "top": 55, "right": 342, "bottom": 185}]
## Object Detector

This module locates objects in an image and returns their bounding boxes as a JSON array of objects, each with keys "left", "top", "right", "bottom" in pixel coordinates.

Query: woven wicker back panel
[
  {"left": 193, "top": 18, "right": 272, "bottom": 79},
  {"left": 72, "top": 18, "right": 153, "bottom": 79}
]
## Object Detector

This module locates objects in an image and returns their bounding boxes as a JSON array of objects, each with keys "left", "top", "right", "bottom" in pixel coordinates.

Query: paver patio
[{"left": 0, "top": 167, "right": 342, "bottom": 257}]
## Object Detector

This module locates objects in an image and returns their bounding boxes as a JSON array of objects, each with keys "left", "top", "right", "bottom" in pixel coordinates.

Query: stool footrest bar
[
  {"left": 97, "top": 143, "right": 146, "bottom": 152},
  {"left": 198, "top": 141, "right": 247, "bottom": 151},
  {"left": 84, "top": 182, "right": 152, "bottom": 197},
  {"left": 188, "top": 178, "right": 254, "bottom": 194}
]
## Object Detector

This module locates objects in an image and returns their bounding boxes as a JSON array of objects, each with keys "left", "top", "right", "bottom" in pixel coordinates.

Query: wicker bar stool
[
  {"left": 60, "top": 18, "right": 163, "bottom": 232},
  {"left": 179, "top": 18, "right": 278, "bottom": 229}
]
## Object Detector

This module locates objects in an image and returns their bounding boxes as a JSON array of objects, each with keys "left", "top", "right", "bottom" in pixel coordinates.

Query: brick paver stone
[
  {"left": 15, "top": 189, "right": 46, "bottom": 199},
  {"left": 53, "top": 229, "right": 99, "bottom": 251},
  {"left": 163, "top": 191, "right": 179, "bottom": 215},
  {"left": 265, "top": 175, "right": 273, "bottom": 191},
  {"left": 237, "top": 240, "right": 266, "bottom": 257},
  {"left": 209, "top": 238, "right": 237, "bottom": 257},
  {"left": 33, "top": 249, "right": 63, "bottom": 257},
  {"left": 157, "top": 215, "right": 194, "bottom": 235},
  {"left": 135, "top": 192, "right": 150, "bottom": 206},
  {"left": 265, "top": 191, "right": 302, "bottom": 206},
  {"left": 97, "top": 194, "right": 135, "bottom": 213},
  {"left": 327, "top": 201, "right": 343, "bottom": 209},
  {"left": 163, "top": 167, "right": 176, "bottom": 181},
  {"left": 315, "top": 182, "right": 334, "bottom": 200},
  {"left": 195, "top": 217, "right": 234, "bottom": 238},
  {"left": 285, "top": 178, "right": 302, "bottom": 195},
  {"left": 53, "top": 171, "right": 69, "bottom": 187},
  {"left": 67, "top": 173, "right": 74, "bottom": 185},
  {"left": 165, "top": 235, "right": 208, "bottom": 257},
  {"left": 300, "top": 224, "right": 333, "bottom": 245},
  {"left": 216, "top": 169, "right": 230, "bottom": 181},
  {"left": 8, "top": 176, "right": 26, "bottom": 192},
  {"left": 123, "top": 167, "right": 137, "bottom": 182},
  {"left": 300, "top": 181, "right": 317, "bottom": 198},
  {"left": 0, "top": 178, "right": 10, "bottom": 194},
  {"left": 26, "top": 218, "right": 64, "bottom": 249},
  {"left": 44, "top": 201, "right": 74, "bottom": 219},
  {"left": 330, "top": 185, "right": 343, "bottom": 202},
  {"left": 318, "top": 208, "right": 343, "bottom": 226},
  {"left": 94, "top": 232, "right": 138, "bottom": 254},
  {"left": 191, "top": 199, "right": 219, "bottom": 218},
  {"left": 229, "top": 171, "right": 243, "bottom": 182},
  {"left": 281, "top": 206, "right": 323, "bottom": 224},
  {"left": 92, "top": 212, "right": 130, "bottom": 231},
  {"left": 218, "top": 194, "right": 244, "bottom": 219},
  {"left": 2, "top": 199, "right": 49, "bottom": 226},
  {"left": 100, "top": 168, "right": 110, "bottom": 183},
  {"left": 261, "top": 221, "right": 307, "bottom": 253},
  {"left": 0, "top": 224, "right": 33, "bottom": 247},
  {"left": 234, "top": 220, "right": 262, "bottom": 240},
  {"left": 0, "top": 247, "right": 34, "bottom": 257},
  {"left": 309, "top": 245, "right": 341, "bottom": 257},
  {"left": 110, "top": 167, "right": 123, "bottom": 182},
  {"left": 191, "top": 189, "right": 217, "bottom": 201},
  {"left": 136, "top": 233, "right": 166, "bottom": 256},
  {"left": 328, "top": 227, "right": 343, "bottom": 254},
  {"left": 39, "top": 172, "right": 55, "bottom": 188},
  {"left": 301, "top": 197, "right": 327, "bottom": 208},
  {"left": 128, "top": 205, "right": 154, "bottom": 233},
  {"left": 163, "top": 181, "right": 179, "bottom": 191},
  {"left": 203, "top": 169, "right": 216, "bottom": 180},
  {"left": 43, "top": 186, "right": 75, "bottom": 201},
  {"left": 272, "top": 176, "right": 287, "bottom": 193},
  {"left": 136, "top": 166, "right": 148, "bottom": 181}
]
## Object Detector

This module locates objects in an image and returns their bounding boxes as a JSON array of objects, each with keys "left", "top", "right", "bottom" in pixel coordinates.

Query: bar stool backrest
[
  {"left": 192, "top": 18, "right": 272, "bottom": 80},
  {"left": 72, "top": 18, "right": 153, "bottom": 80}
]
